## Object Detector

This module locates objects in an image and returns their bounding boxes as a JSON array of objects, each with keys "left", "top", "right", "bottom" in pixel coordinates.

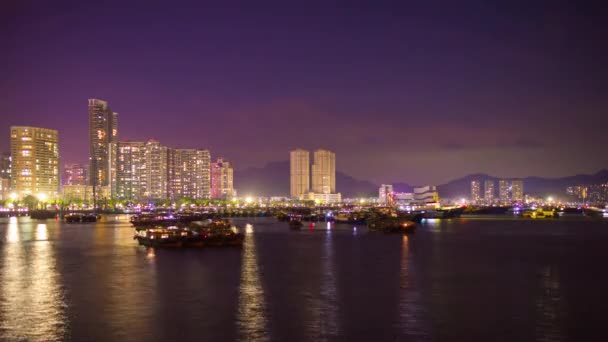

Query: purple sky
[{"left": 1, "top": 0, "right": 607, "bottom": 184}]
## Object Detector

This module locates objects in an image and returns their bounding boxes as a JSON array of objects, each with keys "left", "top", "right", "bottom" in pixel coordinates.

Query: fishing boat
[
  {"left": 334, "top": 210, "right": 366, "bottom": 224},
  {"left": 367, "top": 217, "right": 417, "bottom": 233},
  {"left": 288, "top": 215, "right": 303, "bottom": 229},
  {"left": 64, "top": 213, "right": 98, "bottom": 223}
]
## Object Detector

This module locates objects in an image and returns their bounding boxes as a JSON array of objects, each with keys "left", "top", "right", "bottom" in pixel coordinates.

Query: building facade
[
  {"left": 470, "top": 180, "right": 481, "bottom": 203},
  {"left": 379, "top": 184, "right": 393, "bottom": 205},
  {"left": 116, "top": 141, "right": 146, "bottom": 200},
  {"left": 0, "top": 152, "right": 10, "bottom": 181},
  {"left": 511, "top": 179, "right": 524, "bottom": 201},
  {"left": 290, "top": 149, "right": 310, "bottom": 198},
  {"left": 413, "top": 185, "right": 439, "bottom": 204},
  {"left": 312, "top": 149, "right": 335, "bottom": 194},
  {"left": 10, "top": 126, "right": 59, "bottom": 198},
  {"left": 498, "top": 179, "right": 510, "bottom": 202},
  {"left": 0, "top": 153, "right": 10, "bottom": 200},
  {"left": 303, "top": 192, "right": 342, "bottom": 203},
  {"left": 171, "top": 149, "right": 211, "bottom": 199},
  {"left": 62, "top": 163, "right": 88, "bottom": 186},
  {"left": 211, "top": 158, "right": 234, "bottom": 199},
  {"left": 89, "top": 99, "right": 118, "bottom": 187},
  {"left": 394, "top": 192, "right": 415, "bottom": 205},
  {"left": 484, "top": 180, "right": 495, "bottom": 203},
  {"left": 143, "top": 140, "right": 169, "bottom": 199}
]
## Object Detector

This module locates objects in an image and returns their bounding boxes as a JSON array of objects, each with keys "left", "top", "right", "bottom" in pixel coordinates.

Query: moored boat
[
  {"left": 134, "top": 222, "right": 244, "bottom": 248},
  {"left": 367, "top": 217, "right": 417, "bottom": 233},
  {"left": 130, "top": 213, "right": 179, "bottom": 229},
  {"left": 334, "top": 211, "right": 366, "bottom": 224},
  {"left": 64, "top": 213, "right": 99, "bottom": 223},
  {"left": 288, "top": 215, "right": 303, "bottom": 229},
  {"left": 520, "top": 208, "right": 559, "bottom": 219}
]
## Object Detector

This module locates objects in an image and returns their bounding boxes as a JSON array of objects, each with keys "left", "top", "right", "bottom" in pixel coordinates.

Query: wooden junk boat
[{"left": 133, "top": 220, "right": 244, "bottom": 248}]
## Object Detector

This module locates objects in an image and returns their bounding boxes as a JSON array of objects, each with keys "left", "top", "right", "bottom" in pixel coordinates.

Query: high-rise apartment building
[
  {"left": 210, "top": 158, "right": 234, "bottom": 199},
  {"left": 470, "top": 180, "right": 481, "bottom": 203},
  {"left": 116, "top": 141, "right": 146, "bottom": 200},
  {"left": 144, "top": 140, "right": 169, "bottom": 199},
  {"left": 10, "top": 126, "right": 59, "bottom": 198},
  {"left": 511, "top": 179, "right": 524, "bottom": 201},
  {"left": 484, "top": 180, "right": 495, "bottom": 203},
  {"left": 171, "top": 149, "right": 211, "bottom": 199},
  {"left": 89, "top": 99, "right": 118, "bottom": 187},
  {"left": 312, "top": 149, "right": 335, "bottom": 194},
  {"left": 498, "top": 179, "right": 510, "bottom": 202},
  {"left": 62, "top": 163, "right": 88, "bottom": 186},
  {"left": 290, "top": 149, "right": 310, "bottom": 198},
  {"left": 115, "top": 142, "right": 210, "bottom": 201}
]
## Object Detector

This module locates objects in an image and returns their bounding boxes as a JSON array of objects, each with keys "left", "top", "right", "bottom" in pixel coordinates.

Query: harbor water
[{"left": 1, "top": 215, "right": 607, "bottom": 341}]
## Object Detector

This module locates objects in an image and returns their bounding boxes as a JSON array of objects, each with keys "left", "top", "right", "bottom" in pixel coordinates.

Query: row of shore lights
[{"left": 7, "top": 192, "right": 49, "bottom": 201}]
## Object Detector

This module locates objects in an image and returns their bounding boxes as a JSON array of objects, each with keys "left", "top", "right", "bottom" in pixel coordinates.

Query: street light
[
  {"left": 37, "top": 193, "right": 48, "bottom": 210},
  {"left": 37, "top": 193, "right": 48, "bottom": 202}
]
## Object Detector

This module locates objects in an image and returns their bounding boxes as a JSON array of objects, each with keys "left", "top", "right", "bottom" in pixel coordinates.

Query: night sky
[{"left": 1, "top": 0, "right": 606, "bottom": 185}]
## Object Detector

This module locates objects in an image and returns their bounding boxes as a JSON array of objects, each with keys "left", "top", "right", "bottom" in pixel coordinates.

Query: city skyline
[{"left": 2, "top": 1, "right": 606, "bottom": 185}]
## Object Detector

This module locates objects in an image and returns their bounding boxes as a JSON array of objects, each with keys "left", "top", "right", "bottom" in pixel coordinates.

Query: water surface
[{"left": 1, "top": 216, "right": 607, "bottom": 341}]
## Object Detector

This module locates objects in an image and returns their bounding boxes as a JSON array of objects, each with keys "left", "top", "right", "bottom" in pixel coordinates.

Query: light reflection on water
[
  {"left": 306, "top": 227, "right": 340, "bottom": 340},
  {"left": 36, "top": 223, "right": 48, "bottom": 240},
  {"left": 397, "top": 234, "right": 430, "bottom": 339},
  {"left": 237, "top": 224, "right": 269, "bottom": 341},
  {"left": 7, "top": 217, "right": 19, "bottom": 243},
  {"left": 0, "top": 219, "right": 66, "bottom": 341},
  {"left": 0, "top": 216, "right": 604, "bottom": 341},
  {"left": 536, "top": 265, "right": 563, "bottom": 342}
]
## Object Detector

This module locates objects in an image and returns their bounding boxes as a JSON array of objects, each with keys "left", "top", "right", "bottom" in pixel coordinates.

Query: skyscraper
[
  {"left": 290, "top": 149, "right": 310, "bottom": 198},
  {"left": 499, "top": 179, "right": 510, "bottom": 202},
  {"left": 89, "top": 99, "right": 118, "bottom": 187},
  {"left": 144, "top": 140, "right": 169, "bottom": 199},
  {"left": 312, "top": 149, "right": 336, "bottom": 194},
  {"left": 470, "top": 180, "right": 481, "bottom": 203},
  {"left": 511, "top": 179, "right": 524, "bottom": 201},
  {"left": 10, "top": 126, "right": 59, "bottom": 198},
  {"left": 171, "top": 149, "right": 211, "bottom": 199},
  {"left": 210, "top": 158, "right": 234, "bottom": 199},
  {"left": 116, "top": 141, "right": 146, "bottom": 200},
  {"left": 484, "top": 180, "right": 495, "bottom": 203},
  {"left": 62, "top": 163, "right": 88, "bottom": 186}
]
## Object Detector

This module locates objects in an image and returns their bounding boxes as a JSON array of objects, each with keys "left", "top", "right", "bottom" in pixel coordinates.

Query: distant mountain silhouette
[
  {"left": 436, "top": 169, "right": 608, "bottom": 198},
  {"left": 236, "top": 162, "right": 608, "bottom": 199},
  {"left": 234, "top": 160, "right": 378, "bottom": 197}
]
